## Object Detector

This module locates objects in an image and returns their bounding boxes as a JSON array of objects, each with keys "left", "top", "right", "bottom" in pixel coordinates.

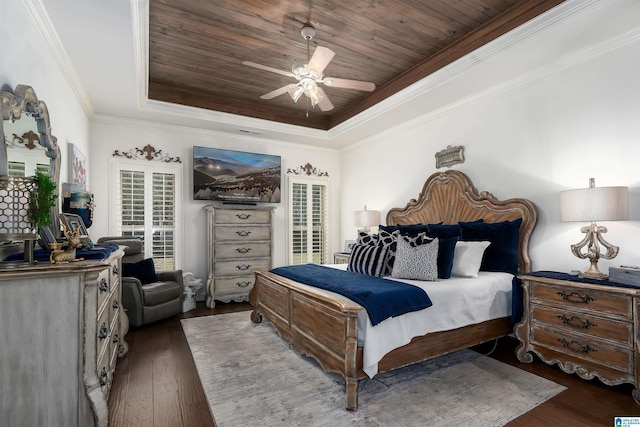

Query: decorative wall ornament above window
[
  {"left": 287, "top": 162, "right": 329, "bottom": 177},
  {"left": 113, "top": 144, "right": 181, "bottom": 163},
  {"left": 435, "top": 145, "right": 465, "bottom": 169}
]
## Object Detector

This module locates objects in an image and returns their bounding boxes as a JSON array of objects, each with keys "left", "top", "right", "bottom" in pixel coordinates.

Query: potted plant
[{"left": 27, "top": 170, "right": 58, "bottom": 239}]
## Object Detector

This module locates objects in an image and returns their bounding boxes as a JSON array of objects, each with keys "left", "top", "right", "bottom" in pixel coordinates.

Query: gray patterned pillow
[{"left": 391, "top": 236, "right": 439, "bottom": 281}]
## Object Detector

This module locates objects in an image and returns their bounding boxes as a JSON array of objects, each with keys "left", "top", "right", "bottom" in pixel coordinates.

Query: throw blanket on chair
[{"left": 270, "top": 264, "right": 432, "bottom": 326}]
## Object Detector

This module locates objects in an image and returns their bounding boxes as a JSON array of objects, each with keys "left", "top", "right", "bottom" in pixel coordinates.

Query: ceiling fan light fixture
[{"left": 288, "top": 86, "right": 304, "bottom": 103}]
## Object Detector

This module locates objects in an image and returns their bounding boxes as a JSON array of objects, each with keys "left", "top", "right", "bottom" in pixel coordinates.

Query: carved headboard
[{"left": 386, "top": 170, "right": 537, "bottom": 273}]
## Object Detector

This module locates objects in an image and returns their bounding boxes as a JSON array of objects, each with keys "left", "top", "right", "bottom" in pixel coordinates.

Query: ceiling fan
[{"left": 242, "top": 26, "right": 376, "bottom": 112}]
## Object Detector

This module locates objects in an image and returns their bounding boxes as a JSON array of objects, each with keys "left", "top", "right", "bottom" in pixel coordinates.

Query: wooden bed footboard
[{"left": 249, "top": 269, "right": 363, "bottom": 410}]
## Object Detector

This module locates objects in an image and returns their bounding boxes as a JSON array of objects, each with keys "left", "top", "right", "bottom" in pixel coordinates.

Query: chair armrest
[
  {"left": 121, "top": 276, "right": 145, "bottom": 326},
  {"left": 157, "top": 270, "right": 183, "bottom": 288}
]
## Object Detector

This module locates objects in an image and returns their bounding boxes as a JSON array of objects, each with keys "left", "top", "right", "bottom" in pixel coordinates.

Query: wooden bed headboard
[{"left": 386, "top": 170, "right": 537, "bottom": 273}]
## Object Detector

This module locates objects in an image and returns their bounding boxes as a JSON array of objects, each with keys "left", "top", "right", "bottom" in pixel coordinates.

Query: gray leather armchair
[{"left": 98, "top": 236, "right": 183, "bottom": 327}]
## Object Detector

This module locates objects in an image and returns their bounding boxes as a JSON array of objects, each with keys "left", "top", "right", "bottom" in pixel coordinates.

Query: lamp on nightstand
[
  {"left": 560, "top": 178, "right": 629, "bottom": 280},
  {"left": 353, "top": 205, "right": 379, "bottom": 233}
]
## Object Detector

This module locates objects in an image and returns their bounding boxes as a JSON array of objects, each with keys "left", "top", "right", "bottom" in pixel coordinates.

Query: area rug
[{"left": 181, "top": 312, "right": 565, "bottom": 427}]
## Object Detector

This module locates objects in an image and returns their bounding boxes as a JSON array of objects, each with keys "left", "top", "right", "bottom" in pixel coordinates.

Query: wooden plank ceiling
[{"left": 149, "top": 0, "right": 564, "bottom": 130}]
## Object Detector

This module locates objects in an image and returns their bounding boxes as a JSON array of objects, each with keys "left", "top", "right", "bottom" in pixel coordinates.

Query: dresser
[
  {"left": 0, "top": 248, "right": 127, "bottom": 427},
  {"left": 205, "top": 205, "right": 274, "bottom": 308},
  {"left": 515, "top": 273, "right": 640, "bottom": 405}
]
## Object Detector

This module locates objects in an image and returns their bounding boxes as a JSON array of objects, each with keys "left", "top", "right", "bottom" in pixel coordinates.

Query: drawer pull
[
  {"left": 112, "top": 265, "right": 119, "bottom": 275},
  {"left": 99, "top": 278, "right": 109, "bottom": 293},
  {"left": 557, "top": 314, "right": 597, "bottom": 329},
  {"left": 236, "top": 230, "right": 251, "bottom": 237},
  {"left": 112, "top": 299, "right": 119, "bottom": 309},
  {"left": 99, "top": 367, "right": 108, "bottom": 386},
  {"left": 236, "top": 213, "right": 252, "bottom": 220},
  {"left": 236, "top": 264, "right": 251, "bottom": 271},
  {"left": 98, "top": 323, "right": 109, "bottom": 340},
  {"left": 556, "top": 291, "right": 596, "bottom": 304},
  {"left": 236, "top": 247, "right": 251, "bottom": 254},
  {"left": 236, "top": 281, "right": 251, "bottom": 288},
  {"left": 557, "top": 337, "right": 597, "bottom": 354}
]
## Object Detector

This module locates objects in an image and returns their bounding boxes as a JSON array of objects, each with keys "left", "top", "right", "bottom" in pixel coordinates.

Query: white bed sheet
[{"left": 322, "top": 264, "right": 514, "bottom": 377}]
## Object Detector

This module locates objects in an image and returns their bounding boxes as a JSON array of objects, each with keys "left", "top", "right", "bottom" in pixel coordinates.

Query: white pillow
[{"left": 451, "top": 241, "right": 491, "bottom": 278}]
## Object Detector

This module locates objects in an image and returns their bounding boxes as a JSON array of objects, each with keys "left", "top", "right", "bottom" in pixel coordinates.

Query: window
[
  {"left": 112, "top": 161, "right": 182, "bottom": 270},
  {"left": 288, "top": 175, "right": 329, "bottom": 265}
]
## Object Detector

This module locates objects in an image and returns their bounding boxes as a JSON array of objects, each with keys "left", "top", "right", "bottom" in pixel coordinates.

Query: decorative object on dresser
[
  {"left": 0, "top": 247, "right": 128, "bottom": 426},
  {"left": 353, "top": 205, "right": 379, "bottom": 233},
  {"left": 205, "top": 205, "right": 274, "bottom": 308},
  {"left": 250, "top": 170, "right": 537, "bottom": 410},
  {"left": 97, "top": 236, "right": 184, "bottom": 327},
  {"left": 515, "top": 272, "right": 640, "bottom": 405},
  {"left": 609, "top": 266, "right": 640, "bottom": 287},
  {"left": 560, "top": 178, "right": 629, "bottom": 279}
]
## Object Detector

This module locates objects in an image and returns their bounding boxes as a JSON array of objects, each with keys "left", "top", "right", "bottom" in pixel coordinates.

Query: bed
[{"left": 249, "top": 170, "right": 537, "bottom": 410}]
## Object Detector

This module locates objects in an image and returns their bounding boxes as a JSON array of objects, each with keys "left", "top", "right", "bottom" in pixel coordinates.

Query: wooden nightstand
[
  {"left": 333, "top": 252, "right": 350, "bottom": 264},
  {"left": 515, "top": 272, "right": 640, "bottom": 405}
]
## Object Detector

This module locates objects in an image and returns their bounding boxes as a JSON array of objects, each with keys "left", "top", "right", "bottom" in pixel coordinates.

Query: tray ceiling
[{"left": 148, "top": 0, "right": 564, "bottom": 130}]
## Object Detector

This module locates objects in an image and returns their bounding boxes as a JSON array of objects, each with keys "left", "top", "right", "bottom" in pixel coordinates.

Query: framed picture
[
  {"left": 38, "top": 225, "right": 56, "bottom": 249},
  {"left": 344, "top": 240, "right": 356, "bottom": 252},
  {"left": 61, "top": 213, "right": 90, "bottom": 245},
  {"left": 69, "top": 143, "right": 87, "bottom": 187}
]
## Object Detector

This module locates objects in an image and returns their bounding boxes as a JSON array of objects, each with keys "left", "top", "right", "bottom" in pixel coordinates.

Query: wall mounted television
[{"left": 193, "top": 146, "right": 281, "bottom": 203}]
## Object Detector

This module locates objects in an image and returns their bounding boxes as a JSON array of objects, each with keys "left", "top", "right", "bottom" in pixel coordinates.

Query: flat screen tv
[{"left": 193, "top": 146, "right": 281, "bottom": 203}]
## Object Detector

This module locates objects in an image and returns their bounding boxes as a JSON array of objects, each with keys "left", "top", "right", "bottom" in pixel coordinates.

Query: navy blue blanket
[
  {"left": 6, "top": 243, "right": 119, "bottom": 262},
  {"left": 270, "top": 264, "right": 432, "bottom": 326}
]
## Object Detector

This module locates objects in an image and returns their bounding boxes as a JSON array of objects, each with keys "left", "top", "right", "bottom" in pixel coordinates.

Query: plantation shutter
[
  {"left": 113, "top": 161, "right": 182, "bottom": 270},
  {"left": 288, "top": 176, "right": 329, "bottom": 265}
]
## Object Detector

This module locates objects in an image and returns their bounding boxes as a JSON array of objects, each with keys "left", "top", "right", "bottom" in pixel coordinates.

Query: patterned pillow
[
  {"left": 347, "top": 243, "right": 390, "bottom": 277},
  {"left": 357, "top": 231, "right": 378, "bottom": 246},
  {"left": 391, "top": 237, "right": 439, "bottom": 281}
]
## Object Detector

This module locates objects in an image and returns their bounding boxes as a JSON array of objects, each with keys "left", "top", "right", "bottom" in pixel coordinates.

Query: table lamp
[
  {"left": 560, "top": 178, "right": 629, "bottom": 280},
  {"left": 353, "top": 205, "right": 379, "bottom": 233}
]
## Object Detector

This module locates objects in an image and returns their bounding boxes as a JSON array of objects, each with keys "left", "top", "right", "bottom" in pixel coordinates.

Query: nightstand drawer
[
  {"left": 531, "top": 305, "right": 632, "bottom": 347},
  {"left": 532, "top": 325, "right": 632, "bottom": 373},
  {"left": 531, "top": 282, "right": 632, "bottom": 319}
]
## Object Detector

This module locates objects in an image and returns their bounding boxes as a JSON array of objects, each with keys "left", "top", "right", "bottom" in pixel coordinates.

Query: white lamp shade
[
  {"left": 353, "top": 209, "right": 380, "bottom": 227},
  {"left": 560, "top": 186, "right": 629, "bottom": 222}
]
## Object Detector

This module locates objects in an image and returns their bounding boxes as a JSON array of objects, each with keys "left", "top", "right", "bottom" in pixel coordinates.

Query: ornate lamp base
[{"left": 571, "top": 222, "right": 618, "bottom": 281}]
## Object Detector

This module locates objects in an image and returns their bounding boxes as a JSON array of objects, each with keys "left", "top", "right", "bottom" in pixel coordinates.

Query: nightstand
[
  {"left": 333, "top": 252, "right": 350, "bottom": 264},
  {"left": 515, "top": 272, "right": 640, "bottom": 405}
]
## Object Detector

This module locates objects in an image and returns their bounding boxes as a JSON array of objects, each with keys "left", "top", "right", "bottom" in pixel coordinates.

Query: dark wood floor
[{"left": 109, "top": 302, "right": 639, "bottom": 426}]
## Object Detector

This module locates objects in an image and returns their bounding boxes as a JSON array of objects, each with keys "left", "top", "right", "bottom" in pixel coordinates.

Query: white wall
[
  {"left": 89, "top": 117, "right": 340, "bottom": 282},
  {"left": 341, "top": 26, "right": 640, "bottom": 275},
  {"left": 0, "top": 0, "right": 91, "bottom": 191}
]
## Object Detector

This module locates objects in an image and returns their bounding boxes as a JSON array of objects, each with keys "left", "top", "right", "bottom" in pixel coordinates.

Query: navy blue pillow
[
  {"left": 459, "top": 218, "right": 522, "bottom": 274},
  {"left": 427, "top": 219, "right": 484, "bottom": 239},
  {"left": 379, "top": 223, "right": 429, "bottom": 236},
  {"left": 436, "top": 236, "right": 459, "bottom": 279},
  {"left": 123, "top": 258, "right": 158, "bottom": 284}
]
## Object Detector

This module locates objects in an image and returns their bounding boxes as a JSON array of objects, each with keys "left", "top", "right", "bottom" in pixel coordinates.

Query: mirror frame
[{"left": 0, "top": 84, "right": 61, "bottom": 238}]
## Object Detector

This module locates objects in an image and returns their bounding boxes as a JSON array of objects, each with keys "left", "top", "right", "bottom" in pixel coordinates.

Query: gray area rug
[{"left": 182, "top": 312, "right": 565, "bottom": 426}]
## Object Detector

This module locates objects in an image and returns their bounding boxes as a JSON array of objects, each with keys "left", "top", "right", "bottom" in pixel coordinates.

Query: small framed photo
[
  {"left": 344, "top": 240, "right": 356, "bottom": 252},
  {"left": 60, "top": 213, "right": 90, "bottom": 245},
  {"left": 38, "top": 225, "right": 56, "bottom": 249}
]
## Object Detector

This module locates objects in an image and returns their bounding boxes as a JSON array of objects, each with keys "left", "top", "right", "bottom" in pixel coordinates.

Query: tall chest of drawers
[
  {"left": 515, "top": 274, "right": 640, "bottom": 405},
  {"left": 205, "top": 205, "right": 274, "bottom": 308},
  {"left": 0, "top": 248, "right": 128, "bottom": 426}
]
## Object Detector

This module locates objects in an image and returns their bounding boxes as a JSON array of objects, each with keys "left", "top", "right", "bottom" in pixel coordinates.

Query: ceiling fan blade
[
  {"left": 242, "top": 61, "right": 295, "bottom": 78},
  {"left": 260, "top": 83, "right": 299, "bottom": 100},
  {"left": 316, "top": 87, "right": 334, "bottom": 111},
  {"left": 307, "top": 46, "right": 335, "bottom": 75},
  {"left": 323, "top": 77, "right": 376, "bottom": 92}
]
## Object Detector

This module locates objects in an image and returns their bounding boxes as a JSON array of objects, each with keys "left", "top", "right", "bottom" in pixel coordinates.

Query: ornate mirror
[{"left": 0, "top": 84, "right": 61, "bottom": 243}]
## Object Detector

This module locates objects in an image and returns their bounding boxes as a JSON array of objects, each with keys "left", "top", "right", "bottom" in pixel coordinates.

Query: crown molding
[{"left": 22, "top": 0, "right": 95, "bottom": 117}]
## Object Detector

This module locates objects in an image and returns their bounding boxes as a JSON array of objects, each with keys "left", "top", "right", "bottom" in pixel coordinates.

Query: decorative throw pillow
[
  {"left": 459, "top": 218, "right": 522, "bottom": 274},
  {"left": 122, "top": 258, "right": 158, "bottom": 284},
  {"left": 391, "top": 236, "right": 439, "bottom": 281},
  {"left": 427, "top": 219, "right": 483, "bottom": 239},
  {"left": 347, "top": 243, "right": 390, "bottom": 277},
  {"left": 436, "top": 236, "right": 459, "bottom": 279},
  {"left": 451, "top": 241, "right": 491, "bottom": 278},
  {"left": 378, "top": 229, "right": 398, "bottom": 276},
  {"left": 357, "top": 231, "right": 378, "bottom": 246},
  {"left": 380, "top": 223, "right": 430, "bottom": 236}
]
